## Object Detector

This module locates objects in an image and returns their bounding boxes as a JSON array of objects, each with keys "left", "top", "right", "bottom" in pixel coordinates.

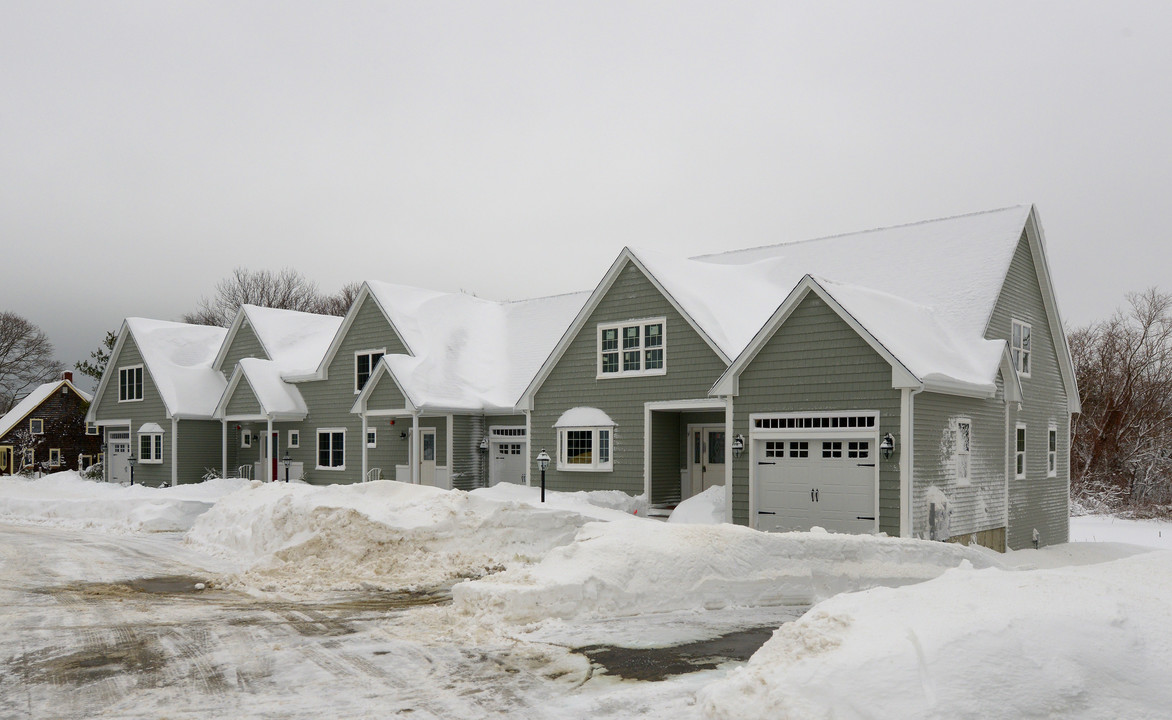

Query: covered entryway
[
  {"left": 107, "top": 429, "right": 131, "bottom": 483},
  {"left": 418, "top": 428, "right": 437, "bottom": 486},
  {"left": 489, "top": 426, "right": 527, "bottom": 486},
  {"left": 751, "top": 412, "right": 879, "bottom": 534},
  {"left": 687, "top": 425, "right": 726, "bottom": 497}
]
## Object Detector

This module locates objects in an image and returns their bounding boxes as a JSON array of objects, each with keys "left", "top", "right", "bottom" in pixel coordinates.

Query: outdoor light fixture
[
  {"left": 127, "top": 453, "right": 137, "bottom": 486},
  {"left": 282, "top": 451, "right": 292, "bottom": 483},
  {"left": 880, "top": 433, "right": 895, "bottom": 460},
  {"left": 536, "top": 449, "right": 551, "bottom": 503},
  {"left": 479, "top": 437, "right": 489, "bottom": 452},
  {"left": 400, "top": 431, "right": 407, "bottom": 440},
  {"left": 732, "top": 434, "right": 745, "bottom": 460}
]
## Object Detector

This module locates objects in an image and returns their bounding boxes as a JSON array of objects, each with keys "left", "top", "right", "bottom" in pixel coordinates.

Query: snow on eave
[
  {"left": 119, "top": 318, "right": 228, "bottom": 419},
  {"left": 218, "top": 358, "right": 308, "bottom": 420},
  {"left": 554, "top": 407, "right": 616, "bottom": 428},
  {"left": 0, "top": 379, "right": 91, "bottom": 438}
]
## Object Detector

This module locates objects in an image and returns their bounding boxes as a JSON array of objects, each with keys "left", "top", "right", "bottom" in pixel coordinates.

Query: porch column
[
  {"left": 361, "top": 412, "right": 369, "bottom": 482},
  {"left": 266, "top": 417, "right": 274, "bottom": 482},
  {"left": 221, "top": 420, "right": 228, "bottom": 480},
  {"left": 724, "top": 395, "right": 734, "bottom": 525},
  {"left": 411, "top": 412, "right": 421, "bottom": 484}
]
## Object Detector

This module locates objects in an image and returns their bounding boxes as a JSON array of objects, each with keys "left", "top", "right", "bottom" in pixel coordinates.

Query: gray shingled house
[{"left": 519, "top": 205, "right": 1077, "bottom": 550}]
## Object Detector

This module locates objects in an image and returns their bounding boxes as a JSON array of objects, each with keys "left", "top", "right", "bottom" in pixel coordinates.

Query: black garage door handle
[
  {"left": 857, "top": 463, "right": 876, "bottom": 467},
  {"left": 758, "top": 510, "right": 776, "bottom": 515},
  {"left": 757, "top": 461, "right": 776, "bottom": 465},
  {"left": 856, "top": 516, "right": 875, "bottom": 520}
]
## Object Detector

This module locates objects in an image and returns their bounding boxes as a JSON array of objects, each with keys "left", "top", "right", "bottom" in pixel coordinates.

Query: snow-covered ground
[{"left": 1, "top": 472, "right": 1169, "bottom": 719}]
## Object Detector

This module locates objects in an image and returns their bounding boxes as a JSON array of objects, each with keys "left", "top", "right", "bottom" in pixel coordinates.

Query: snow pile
[
  {"left": 1071, "top": 514, "right": 1172, "bottom": 550},
  {"left": 698, "top": 551, "right": 1172, "bottom": 720},
  {"left": 0, "top": 472, "right": 248, "bottom": 532},
  {"left": 667, "top": 485, "right": 725, "bottom": 524},
  {"left": 185, "top": 480, "right": 636, "bottom": 594},
  {"left": 470, "top": 481, "right": 647, "bottom": 520},
  {"left": 454, "top": 522, "right": 1000, "bottom": 623}
]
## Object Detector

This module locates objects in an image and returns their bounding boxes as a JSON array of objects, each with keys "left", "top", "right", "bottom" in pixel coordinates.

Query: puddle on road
[
  {"left": 575, "top": 625, "right": 781, "bottom": 681},
  {"left": 39, "top": 575, "right": 217, "bottom": 600}
]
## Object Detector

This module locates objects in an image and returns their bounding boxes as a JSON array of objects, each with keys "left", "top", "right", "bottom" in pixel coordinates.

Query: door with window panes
[{"left": 689, "top": 426, "right": 726, "bottom": 497}]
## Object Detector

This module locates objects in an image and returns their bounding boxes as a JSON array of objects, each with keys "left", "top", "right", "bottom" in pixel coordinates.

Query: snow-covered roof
[
  {"left": 0, "top": 379, "right": 92, "bottom": 438},
  {"left": 237, "top": 305, "right": 343, "bottom": 376},
  {"left": 233, "top": 358, "right": 309, "bottom": 418},
  {"left": 360, "top": 282, "right": 589, "bottom": 412},
  {"left": 124, "top": 318, "right": 228, "bottom": 418},
  {"left": 554, "top": 407, "right": 616, "bottom": 428},
  {"left": 137, "top": 422, "right": 165, "bottom": 434}
]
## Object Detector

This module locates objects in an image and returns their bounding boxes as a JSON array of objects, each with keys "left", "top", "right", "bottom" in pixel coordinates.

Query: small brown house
[{"left": 0, "top": 372, "right": 101, "bottom": 475}]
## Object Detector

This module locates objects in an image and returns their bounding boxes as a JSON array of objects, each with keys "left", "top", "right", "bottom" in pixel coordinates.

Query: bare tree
[
  {"left": 315, "top": 282, "right": 362, "bottom": 317},
  {"left": 183, "top": 268, "right": 328, "bottom": 327},
  {"left": 0, "top": 312, "right": 65, "bottom": 414},
  {"left": 1071, "top": 288, "right": 1172, "bottom": 510}
]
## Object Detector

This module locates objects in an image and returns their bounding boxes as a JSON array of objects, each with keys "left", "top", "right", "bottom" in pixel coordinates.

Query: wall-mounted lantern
[
  {"left": 880, "top": 433, "right": 895, "bottom": 460},
  {"left": 479, "top": 437, "right": 489, "bottom": 452},
  {"left": 732, "top": 434, "right": 745, "bottom": 460}
]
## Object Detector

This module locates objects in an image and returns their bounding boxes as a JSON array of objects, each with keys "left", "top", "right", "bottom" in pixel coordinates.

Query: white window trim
[
  {"left": 1047, "top": 423, "right": 1058, "bottom": 478},
  {"left": 596, "top": 317, "right": 667, "bottom": 379},
  {"left": 118, "top": 364, "right": 145, "bottom": 403},
  {"left": 366, "top": 428, "right": 377, "bottom": 448},
  {"left": 354, "top": 348, "right": 387, "bottom": 394},
  {"left": 1012, "top": 319, "right": 1032, "bottom": 378},
  {"left": 49, "top": 448, "right": 62, "bottom": 466},
  {"left": 317, "top": 427, "right": 346, "bottom": 471},
  {"left": 1015, "top": 423, "right": 1027, "bottom": 479},
  {"left": 288, "top": 430, "right": 299, "bottom": 449},
  {"left": 29, "top": 418, "right": 44, "bottom": 435},
  {"left": 241, "top": 429, "right": 252, "bottom": 449},
  {"left": 139, "top": 432, "right": 164, "bottom": 464},
  {"left": 955, "top": 417, "right": 972, "bottom": 484},
  {"left": 557, "top": 426, "right": 614, "bottom": 472}
]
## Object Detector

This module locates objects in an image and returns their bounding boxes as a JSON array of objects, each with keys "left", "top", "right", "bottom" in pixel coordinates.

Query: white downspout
[
  {"left": 411, "top": 412, "right": 421, "bottom": 484},
  {"left": 524, "top": 409, "right": 532, "bottom": 486},
  {"left": 171, "top": 418, "right": 179, "bottom": 487},
  {"left": 361, "top": 411, "right": 369, "bottom": 483},
  {"left": 899, "top": 387, "right": 923, "bottom": 537},
  {"left": 221, "top": 420, "right": 228, "bottom": 480}
]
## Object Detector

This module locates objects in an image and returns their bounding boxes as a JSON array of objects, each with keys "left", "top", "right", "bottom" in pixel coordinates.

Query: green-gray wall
[
  {"left": 91, "top": 334, "right": 172, "bottom": 487},
  {"left": 221, "top": 321, "right": 267, "bottom": 377}
]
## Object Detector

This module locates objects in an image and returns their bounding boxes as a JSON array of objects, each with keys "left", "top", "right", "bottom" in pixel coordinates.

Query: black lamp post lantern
[
  {"left": 536, "top": 449, "right": 551, "bottom": 503},
  {"left": 880, "top": 433, "right": 895, "bottom": 460},
  {"left": 127, "top": 453, "right": 137, "bottom": 486},
  {"left": 282, "top": 451, "right": 292, "bottom": 483}
]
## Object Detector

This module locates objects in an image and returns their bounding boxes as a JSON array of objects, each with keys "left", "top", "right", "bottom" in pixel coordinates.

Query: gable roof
[
  {"left": 215, "top": 358, "right": 309, "bottom": 420},
  {"left": 214, "top": 305, "right": 343, "bottom": 375},
  {"left": 352, "top": 285, "right": 590, "bottom": 413},
  {"left": 88, "top": 318, "right": 227, "bottom": 421},
  {"left": 0, "top": 379, "right": 92, "bottom": 438}
]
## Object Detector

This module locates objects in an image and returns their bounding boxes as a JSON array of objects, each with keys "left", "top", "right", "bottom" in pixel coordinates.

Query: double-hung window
[
  {"left": 119, "top": 365, "right": 144, "bottom": 402},
  {"left": 1048, "top": 424, "right": 1058, "bottom": 477},
  {"left": 317, "top": 429, "right": 345, "bottom": 470},
  {"left": 956, "top": 419, "right": 972, "bottom": 483},
  {"left": 355, "top": 349, "right": 385, "bottom": 392},
  {"left": 29, "top": 418, "right": 44, "bottom": 435},
  {"left": 1015, "top": 423, "right": 1027, "bottom": 479},
  {"left": 288, "top": 430, "right": 299, "bottom": 449},
  {"left": 557, "top": 427, "right": 613, "bottom": 471},
  {"left": 139, "top": 432, "right": 163, "bottom": 463},
  {"left": 598, "top": 319, "right": 665, "bottom": 377},
  {"left": 1012, "top": 320, "right": 1031, "bottom": 377},
  {"left": 49, "top": 448, "right": 62, "bottom": 467}
]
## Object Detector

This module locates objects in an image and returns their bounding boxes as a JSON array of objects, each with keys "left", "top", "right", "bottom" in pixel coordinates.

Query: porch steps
[{"left": 645, "top": 505, "right": 675, "bottom": 522}]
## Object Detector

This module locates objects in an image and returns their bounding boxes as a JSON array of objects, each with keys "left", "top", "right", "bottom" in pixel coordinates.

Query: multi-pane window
[
  {"left": 139, "top": 433, "right": 163, "bottom": 463},
  {"left": 598, "top": 319, "right": 666, "bottom": 377},
  {"left": 956, "top": 420, "right": 971, "bottom": 482},
  {"left": 241, "top": 429, "right": 252, "bottom": 448},
  {"left": 764, "top": 441, "right": 784, "bottom": 458},
  {"left": 355, "top": 350, "right": 385, "bottom": 392},
  {"left": 367, "top": 429, "right": 377, "bottom": 448},
  {"left": 557, "top": 427, "right": 613, "bottom": 471},
  {"left": 49, "top": 448, "right": 62, "bottom": 467},
  {"left": 789, "top": 441, "right": 809, "bottom": 458},
  {"left": 119, "top": 366, "right": 143, "bottom": 402},
  {"left": 822, "top": 441, "right": 843, "bottom": 458},
  {"left": 86, "top": 422, "right": 99, "bottom": 435},
  {"left": 1012, "top": 320, "right": 1032, "bottom": 377},
  {"left": 847, "top": 441, "right": 870, "bottom": 459},
  {"left": 29, "top": 418, "right": 44, "bottom": 435},
  {"left": 1015, "top": 424, "right": 1027, "bottom": 479},
  {"left": 288, "top": 430, "right": 299, "bottom": 448},
  {"left": 317, "top": 429, "right": 345, "bottom": 469},
  {"left": 1048, "top": 425, "right": 1058, "bottom": 477}
]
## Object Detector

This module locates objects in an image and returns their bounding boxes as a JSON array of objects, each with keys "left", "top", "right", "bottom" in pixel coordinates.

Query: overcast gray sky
[{"left": 3, "top": 1, "right": 1171, "bottom": 390}]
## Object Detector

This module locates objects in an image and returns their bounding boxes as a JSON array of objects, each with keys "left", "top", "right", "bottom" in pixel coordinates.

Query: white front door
[
  {"left": 755, "top": 437, "right": 877, "bottom": 534},
  {"left": 419, "top": 428, "right": 437, "bottom": 486},
  {"left": 490, "top": 441, "right": 526, "bottom": 486},
  {"left": 689, "top": 426, "right": 726, "bottom": 498},
  {"left": 108, "top": 429, "right": 131, "bottom": 483}
]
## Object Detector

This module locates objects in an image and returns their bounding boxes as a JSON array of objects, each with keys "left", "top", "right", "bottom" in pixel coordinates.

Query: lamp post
[
  {"left": 282, "top": 451, "right": 291, "bottom": 483},
  {"left": 536, "top": 449, "right": 550, "bottom": 503},
  {"left": 127, "top": 453, "right": 137, "bottom": 486}
]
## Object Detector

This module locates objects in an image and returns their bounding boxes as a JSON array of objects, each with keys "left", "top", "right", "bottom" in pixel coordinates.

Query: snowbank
[
  {"left": 454, "top": 522, "right": 1001, "bottom": 623},
  {"left": 667, "top": 485, "right": 725, "bottom": 524},
  {"left": 1071, "top": 514, "right": 1172, "bottom": 550},
  {"left": 470, "top": 481, "right": 647, "bottom": 520},
  {"left": 0, "top": 472, "right": 248, "bottom": 532},
  {"left": 698, "top": 551, "right": 1172, "bottom": 720},
  {"left": 185, "top": 480, "right": 636, "bottom": 594}
]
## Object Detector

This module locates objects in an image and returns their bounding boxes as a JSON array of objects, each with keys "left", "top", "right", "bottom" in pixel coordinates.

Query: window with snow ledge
[
  {"left": 955, "top": 419, "right": 971, "bottom": 484},
  {"left": 49, "top": 448, "right": 61, "bottom": 466},
  {"left": 597, "top": 318, "right": 665, "bottom": 378},
  {"left": 555, "top": 407, "right": 615, "bottom": 471},
  {"left": 355, "top": 349, "right": 385, "bottom": 393},
  {"left": 1012, "top": 320, "right": 1031, "bottom": 377},
  {"left": 317, "top": 428, "right": 345, "bottom": 470}
]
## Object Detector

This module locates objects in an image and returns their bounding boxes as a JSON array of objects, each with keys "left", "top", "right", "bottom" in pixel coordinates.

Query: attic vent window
[{"left": 597, "top": 318, "right": 666, "bottom": 378}]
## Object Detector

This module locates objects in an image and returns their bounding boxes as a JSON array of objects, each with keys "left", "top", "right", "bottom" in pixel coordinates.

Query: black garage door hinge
[{"left": 757, "top": 510, "right": 777, "bottom": 515}]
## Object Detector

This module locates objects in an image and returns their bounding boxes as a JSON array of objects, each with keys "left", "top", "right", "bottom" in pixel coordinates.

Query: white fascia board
[
  {"left": 710, "top": 277, "right": 922, "bottom": 397},
  {"left": 312, "top": 282, "right": 417, "bottom": 384},
  {"left": 350, "top": 357, "right": 417, "bottom": 415},
  {"left": 920, "top": 376, "right": 998, "bottom": 399},
  {"left": 85, "top": 320, "right": 131, "bottom": 424},
  {"left": 212, "top": 365, "right": 246, "bottom": 420},
  {"left": 517, "top": 248, "right": 732, "bottom": 411},
  {"left": 171, "top": 413, "right": 218, "bottom": 421},
  {"left": 224, "top": 413, "right": 267, "bottom": 422}
]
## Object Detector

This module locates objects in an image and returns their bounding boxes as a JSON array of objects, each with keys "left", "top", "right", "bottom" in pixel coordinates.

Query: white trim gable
[
  {"left": 85, "top": 321, "right": 179, "bottom": 421},
  {"left": 516, "top": 249, "right": 731, "bottom": 411},
  {"left": 351, "top": 356, "right": 418, "bottom": 415},
  {"left": 711, "top": 275, "right": 922, "bottom": 397},
  {"left": 212, "top": 308, "right": 273, "bottom": 372}
]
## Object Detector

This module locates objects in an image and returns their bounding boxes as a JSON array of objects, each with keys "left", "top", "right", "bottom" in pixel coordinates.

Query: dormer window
[
  {"left": 1012, "top": 320, "right": 1031, "bottom": 377},
  {"left": 597, "top": 319, "right": 666, "bottom": 378}
]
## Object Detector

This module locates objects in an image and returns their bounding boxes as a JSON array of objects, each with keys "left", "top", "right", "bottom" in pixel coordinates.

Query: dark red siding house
[{"left": 0, "top": 372, "right": 101, "bottom": 475}]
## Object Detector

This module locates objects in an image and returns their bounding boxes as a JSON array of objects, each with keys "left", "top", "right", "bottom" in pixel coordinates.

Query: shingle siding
[
  {"left": 531, "top": 262, "right": 728, "bottom": 497},
  {"left": 176, "top": 420, "right": 223, "bottom": 484},
  {"left": 733, "top": 293, "right": 902, "bottom": 533},
  {"left": 221, "top": 322, "right": 267, "bottom": 376},
  {"left": 988, "top": 234, "right": 1071, "bottom": 549},
  {"left": 225, "top": 378, "right": 262, "bottom": 417}
]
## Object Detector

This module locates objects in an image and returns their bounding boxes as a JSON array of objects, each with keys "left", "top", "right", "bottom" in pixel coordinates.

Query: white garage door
[{"left": 755, "top": 437, "right": 877, "bottom": 534}]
